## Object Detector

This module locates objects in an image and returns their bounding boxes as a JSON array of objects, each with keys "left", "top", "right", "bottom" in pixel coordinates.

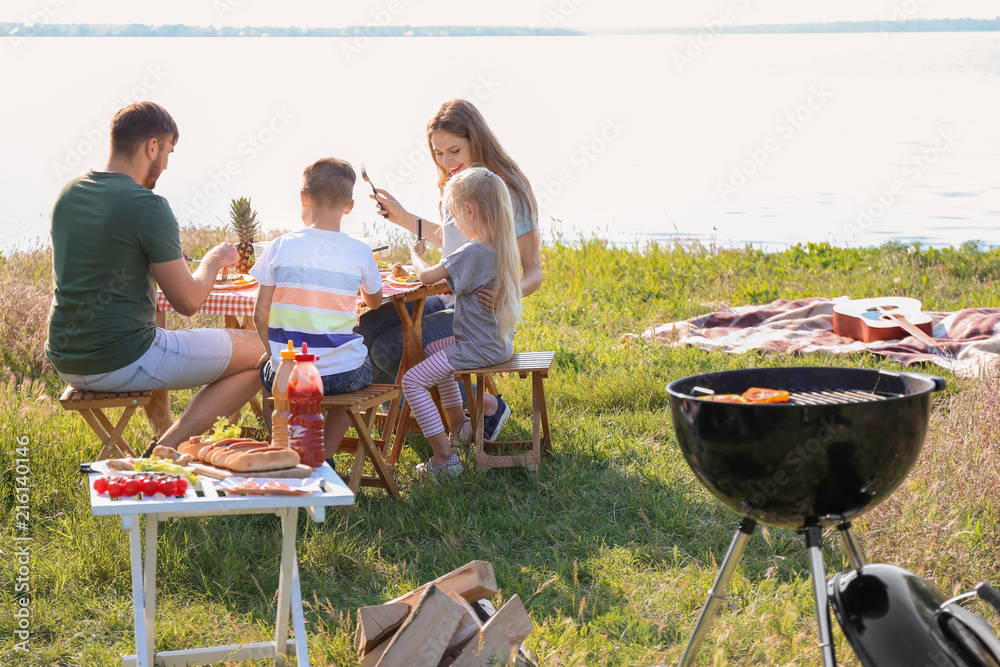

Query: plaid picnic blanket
[{"left": 642, "top": 296, "right": 1000, "bottom": 377}]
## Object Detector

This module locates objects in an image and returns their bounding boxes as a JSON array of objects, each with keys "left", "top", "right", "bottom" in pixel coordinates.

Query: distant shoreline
[{"left": 4, "top": 18, "right": 998, "bottom": 38}]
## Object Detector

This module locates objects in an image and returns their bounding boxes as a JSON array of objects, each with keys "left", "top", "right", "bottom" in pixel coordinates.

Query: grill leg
[
  {"left": 836, "top": 522, "right": 867, "bottom": 570},
  {"left": 678, "top": 518, "right": 756, "bottom": 667},
  {"left": 804, "top": 526, "right": 837, "bottom": 667}
]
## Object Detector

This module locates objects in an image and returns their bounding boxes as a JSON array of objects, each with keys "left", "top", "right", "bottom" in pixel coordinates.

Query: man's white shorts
[{"left": 57, "top": 328, "right": 232, "bottom": 392}]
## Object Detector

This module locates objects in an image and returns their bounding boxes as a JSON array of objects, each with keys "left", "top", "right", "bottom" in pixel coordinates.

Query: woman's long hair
[
  {"left": 428, "top": 99, "right": 538, "bottom": 226},
  {"left": 444, "top": 168, "right": 522, "bottom": 340}
]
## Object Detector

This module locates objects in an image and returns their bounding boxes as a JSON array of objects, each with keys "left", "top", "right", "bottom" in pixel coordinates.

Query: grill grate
[{"left": 786, "top": 388, "right": 893, "bottom": 406}]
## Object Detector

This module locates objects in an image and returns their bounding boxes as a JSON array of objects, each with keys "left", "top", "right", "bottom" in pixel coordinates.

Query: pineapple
[{"left": 229, "top": 197, "right": 260, "bottom": 273}]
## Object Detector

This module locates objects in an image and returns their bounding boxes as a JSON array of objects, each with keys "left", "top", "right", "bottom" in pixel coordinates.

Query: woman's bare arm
[{"left": 372, "top": 188, "right": 444, "bottom": 247}]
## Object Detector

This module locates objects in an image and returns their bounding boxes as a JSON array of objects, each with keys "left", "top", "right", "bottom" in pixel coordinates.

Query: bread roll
[
  {"left": 152, "top": 445, "right": 184, "bottom": 461},
  {"left": 212, "top": 442, "right": 270, "bottom": 467},
  {"left": 207, "top": 447, "right": 229, "bottom": 467},
  {"left": 177, "top": 440, "right": 203, "bottom": 457},
  {"left": 195, "top": 442, "right": 219, "bottom": 461},
  {"left": 106, "top": 457, "right": 138, "bottom": 471},
  {"left": 197, "top": 438, "right": 255, "bottom": 462},
  {"left": 228, "top": 447, "right": 301, "bottom": 472}
]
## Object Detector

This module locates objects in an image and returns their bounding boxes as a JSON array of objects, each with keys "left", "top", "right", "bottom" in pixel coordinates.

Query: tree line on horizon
[{"left": 3, "top": 17, "right": 998, "bottom": 38}]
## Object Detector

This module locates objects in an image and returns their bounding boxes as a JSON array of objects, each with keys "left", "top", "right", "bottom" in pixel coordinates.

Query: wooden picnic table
[{"left": 155, "top": 276, "right": 451, "bottom": 457}]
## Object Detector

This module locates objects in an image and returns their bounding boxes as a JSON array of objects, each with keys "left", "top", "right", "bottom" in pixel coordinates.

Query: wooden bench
[
  {"left": 321, "top": 384, "right": 403, "bottom": 499},
  {"left": 59, "top": 387, "right": 152, "bottom": 459},
  {"left": 453, "top": 351, "right": 555, "bottom": 472}
]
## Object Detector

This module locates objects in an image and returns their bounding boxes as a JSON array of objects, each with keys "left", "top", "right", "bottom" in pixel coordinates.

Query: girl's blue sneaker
[{"left": 483, "top": 394, "right": 511, "bottom": 441}]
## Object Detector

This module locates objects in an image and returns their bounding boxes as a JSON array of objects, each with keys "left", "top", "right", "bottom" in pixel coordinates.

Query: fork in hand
[{"left": 361, "top": 162, "right": 387, "bottom": 217}]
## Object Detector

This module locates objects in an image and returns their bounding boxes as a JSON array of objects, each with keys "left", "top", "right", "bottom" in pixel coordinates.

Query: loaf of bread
[{"left": 228, "top": 446, "right": 301, "bottom": 472}]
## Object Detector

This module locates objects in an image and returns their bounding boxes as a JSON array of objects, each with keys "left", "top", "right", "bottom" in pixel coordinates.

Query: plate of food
[
  {"left": 214, "top": 273, "right": 258, "bottom": 290},
  {"left": 384, "top": 263, "right": 422, "bottom": 287}
]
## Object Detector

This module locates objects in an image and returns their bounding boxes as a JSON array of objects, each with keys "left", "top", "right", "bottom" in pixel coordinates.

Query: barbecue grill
[
  {"left": 668, "top": 366, "right": 940, "bottom": 530},
  {"left": 666, "top": 366, "right": 952, "bottom": 667}
]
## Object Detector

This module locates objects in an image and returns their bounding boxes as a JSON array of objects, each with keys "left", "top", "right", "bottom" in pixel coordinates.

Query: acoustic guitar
[{"left": 832, "top": 296, "right": 934, "bottom": 344}]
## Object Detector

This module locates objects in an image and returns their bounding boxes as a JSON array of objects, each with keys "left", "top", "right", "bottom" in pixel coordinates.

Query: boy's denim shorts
[{"left": 260, "top": 356, "right": 371, "bottom": 395}]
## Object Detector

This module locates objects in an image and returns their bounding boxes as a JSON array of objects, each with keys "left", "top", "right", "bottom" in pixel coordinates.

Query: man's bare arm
[{"left": 151, "top": 244, "right": 239, "bottom": 316}]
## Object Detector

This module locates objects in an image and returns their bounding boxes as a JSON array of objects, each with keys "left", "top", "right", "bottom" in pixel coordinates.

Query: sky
[{"left": 2, "top": 0, "right": 998, "bottom": 31}]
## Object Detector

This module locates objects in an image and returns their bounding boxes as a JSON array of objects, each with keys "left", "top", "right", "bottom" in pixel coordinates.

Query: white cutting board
[{"left": 189, "top": 462, "right": 316, "bottom": 480}]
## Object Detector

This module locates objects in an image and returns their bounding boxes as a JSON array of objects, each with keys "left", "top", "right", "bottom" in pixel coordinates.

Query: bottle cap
[
  {"left": 294, "top": 341, "right": 316, "bottom": 362},
  {"left": 279, "top": 340, "right": 296, "bottom": 360}
]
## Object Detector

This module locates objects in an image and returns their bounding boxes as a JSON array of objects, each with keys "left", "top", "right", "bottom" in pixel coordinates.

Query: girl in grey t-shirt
[{"left": 401, "top": 168, "right": 523, "bottom": 478}]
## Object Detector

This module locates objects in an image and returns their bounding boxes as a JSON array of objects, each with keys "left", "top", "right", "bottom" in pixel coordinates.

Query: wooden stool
[
  {"left": 453, "top": 351, "right": 555, "bottom": 472},
  {"left": 59, "top": 387, "right": 152, "bottom": 460},
  {"left": 321, "top": 384, "right": 403, "bottom": 499}
]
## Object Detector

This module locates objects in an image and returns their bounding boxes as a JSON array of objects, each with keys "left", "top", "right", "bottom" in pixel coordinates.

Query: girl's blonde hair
[
  {"left": 444, "top": 168, "right": 522, "bottom": 340},
  {"left": 427, "top": 99, "right": 538, "bottom": 227}
]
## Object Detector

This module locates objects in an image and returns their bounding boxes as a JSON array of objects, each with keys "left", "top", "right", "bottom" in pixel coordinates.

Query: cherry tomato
[
  {"left": 174, "top": 478, "right": 189, "bottom": 496},
  {"left": 742, "top": 387, "right": 791, "bottom": 404},
  {"left": 142, "top": 478, "right": 159, "bottom": 497},
  {"left": 122, "top": 479, "right": 141, "bottom": 497},
  {"left": 106, "top": 481, "right": 123, "bottom": 499},
  {"left": 159, "top": 479, "right": 176, "bottom": 497},
  {"left": 93, "top": 477, "right": 109, "bottom": 494}
]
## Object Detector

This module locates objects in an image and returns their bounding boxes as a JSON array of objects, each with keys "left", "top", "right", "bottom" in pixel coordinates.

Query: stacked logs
[{"left": 355, "top": 561, "right": 534, "bottom": 667}]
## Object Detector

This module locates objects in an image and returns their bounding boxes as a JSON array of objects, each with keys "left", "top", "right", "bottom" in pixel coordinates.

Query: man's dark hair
[
  {"left": 110, "top": 102, "right": 179, "bottom": 160},
  {"left": 303, "top": 158, "right": 356, "bottom": 208}
]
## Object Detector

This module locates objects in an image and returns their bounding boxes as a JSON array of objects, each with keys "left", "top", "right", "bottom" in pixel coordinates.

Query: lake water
[{"left": 2, "top": 32, "right": 999, "bottom": 251}]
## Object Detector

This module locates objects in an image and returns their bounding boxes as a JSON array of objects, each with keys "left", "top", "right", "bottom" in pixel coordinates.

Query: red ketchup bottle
[{"left": 287, "top": 342, "right": 325, "bottom": 467}]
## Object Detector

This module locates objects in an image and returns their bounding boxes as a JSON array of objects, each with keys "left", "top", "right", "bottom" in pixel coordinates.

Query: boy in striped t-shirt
[{"left": 251, "top": 158, "right": 384, "bottom": 458}]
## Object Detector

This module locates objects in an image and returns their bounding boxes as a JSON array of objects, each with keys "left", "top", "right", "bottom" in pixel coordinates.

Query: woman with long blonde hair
[
  {"left": 359, "top": 99, "right": 543, "bottom": 441},
  {"left": 401, "top": 168, "right": 522, "bottom": 477}
]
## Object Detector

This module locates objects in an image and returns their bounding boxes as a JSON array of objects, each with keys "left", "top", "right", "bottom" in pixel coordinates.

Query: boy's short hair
[
  {"left": 110, "top": 102, "right": 179, "bottom": 160},
  {"left": 303, "top": 158, "right": 355, "bottom": 208}
]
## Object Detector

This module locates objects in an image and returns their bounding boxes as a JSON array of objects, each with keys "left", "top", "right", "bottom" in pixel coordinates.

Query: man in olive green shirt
[{"left": 46, "top": 102, "right": 264, "bottom": 450}]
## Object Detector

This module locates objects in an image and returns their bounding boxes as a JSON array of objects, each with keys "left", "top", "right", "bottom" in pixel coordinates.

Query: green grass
[{"left": 1, "top": 232, "right": 999, "bottom": 665}]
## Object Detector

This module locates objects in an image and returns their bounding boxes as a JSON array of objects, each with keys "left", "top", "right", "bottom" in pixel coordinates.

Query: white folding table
[{"left": 87, "top": 464, "right": 354, "bottom": 667}]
